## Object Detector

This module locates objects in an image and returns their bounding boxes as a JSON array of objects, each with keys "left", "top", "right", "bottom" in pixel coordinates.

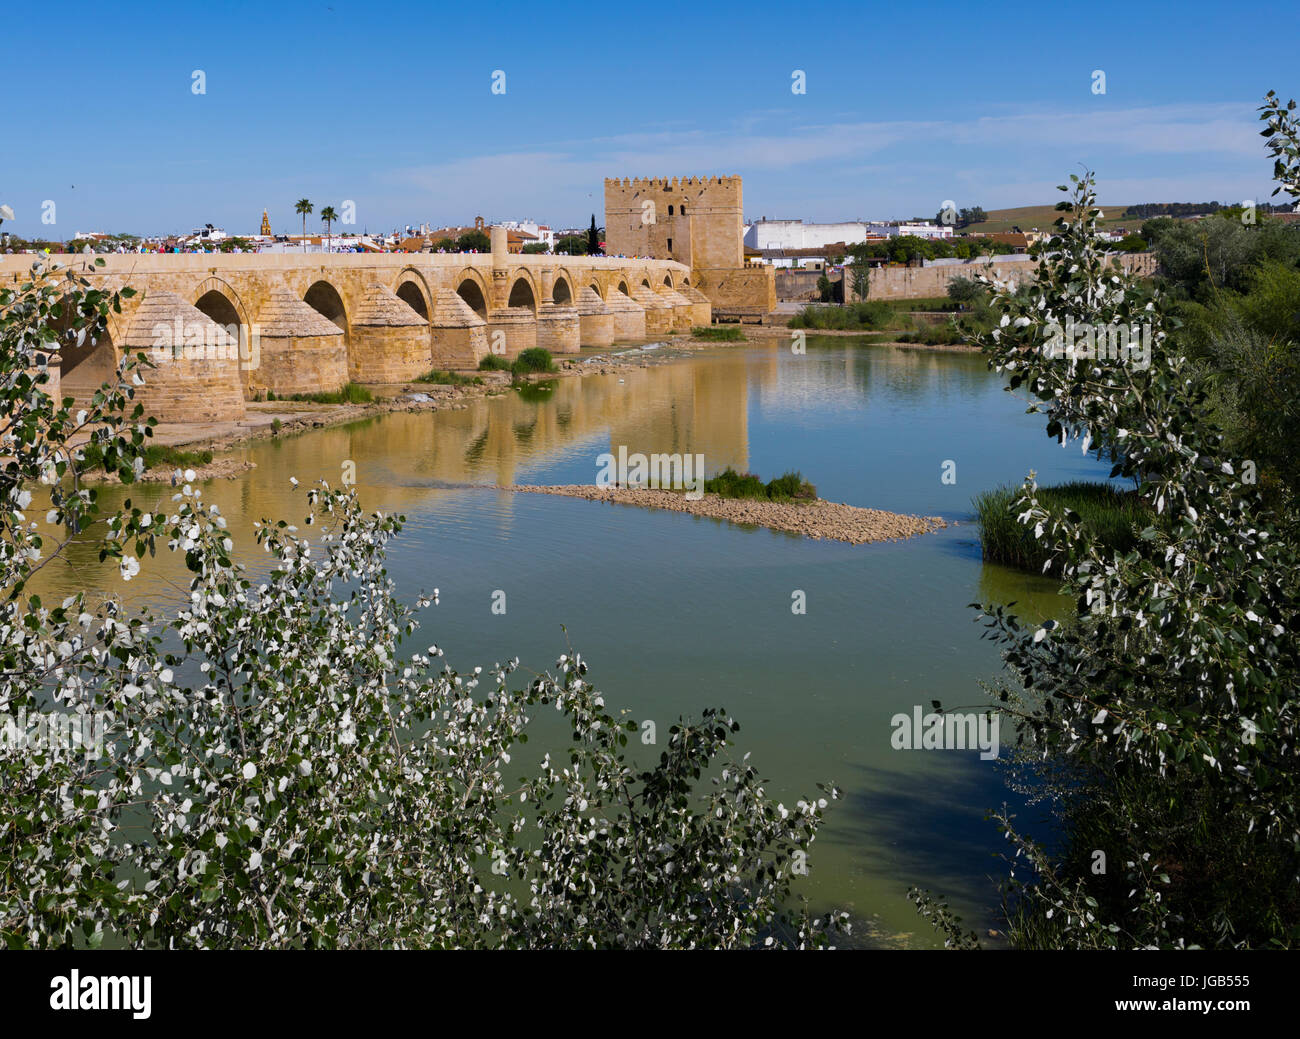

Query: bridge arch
[
  {"left": 551, "top": 269, "right": 574, "bottom": 305},
  {"left": 57, "top": 311, "right": 118, "bottom": 396},
  {"left": 615, "top": 279, "right": 632, "bottom": 297},
  {"left": 192, "top": 277, "right": 251, "bottom": 338},
  {"left": 587, "top": 280, "right": 604, "bottom": 300},
  {"left": 304, "top": 279, "right": 349, "bottom": 336},
  {"left": 455, "top": 268, "right": 490, "bottom": 318},
  {"left": 394, "top": 268, "right": 432, "bottom": 320},
  {"left": 507, "top": 271, "right": 537, "bottom": 313}
]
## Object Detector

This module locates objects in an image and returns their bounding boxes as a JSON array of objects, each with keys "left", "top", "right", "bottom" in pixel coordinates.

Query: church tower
[{"left": 260, "top": 209, "right": 272, "bottom": 236}]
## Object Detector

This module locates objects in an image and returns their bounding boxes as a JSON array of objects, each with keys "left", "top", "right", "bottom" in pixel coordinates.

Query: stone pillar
[
  {"left": 539, "top": 266, "right": 554, "bottom": 304},
  {"left": 491, "top": 269, "right": 509, "bottom": 311},
  {"left": 490, "top": 225, "right": 507, "bottom": 264}
]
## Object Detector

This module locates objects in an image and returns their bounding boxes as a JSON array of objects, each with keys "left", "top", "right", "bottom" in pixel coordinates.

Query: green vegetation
[
  {"left": 789, "top": 301, "right": 894, "bottom": 330},
  {"left": 690, "top": 325, "right": 745, "bottom": 341},
  {"left": 932, "top": 204, "right": 986, "bottom": 228},
  {"left": 789, "top": 284, "right": 1015, "bottom": 344},
  {"left": 294, "top": 198, "right": 312, "bottom": 250},
  {"left": 478, "top": 353, "right": 513, "bottom": 372},
  {"left": 909, "top": 96, "right": 1300, "bottom": 952},
  {"left": 554, "top": 235, "right": 587, "bottom": 255},
  {"left": 949, "top": 202, "right": 1134, "bottom": 235},
  {"left": 703, "top": 467, "right": 817, "bottom": 502},
  {"left": 415, "top": 369, "right": 483, "bottom": 386},
  {"left": 847, "top": 234, "right": 1016, "bottom": 267},
  {"left": 284, "top": 382, "right": 373, "bottom": 404},
  {"left": 78, "top": 440, "right": 214, "bottom": 473},
  {"left": 1141, "top": 187, "right": 1300, "bottom": 498},
  {"left": 455, "top": 229, "right": 490, "bottom": 253},
  {"left": 511, "top": 347, "right": 556, "bottom": 374},
  {"left": 974, "top": 481, "right": 1151, "bottom": 575}
]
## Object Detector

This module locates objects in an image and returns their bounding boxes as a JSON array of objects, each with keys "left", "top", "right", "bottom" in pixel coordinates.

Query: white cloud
[{"left": 375, "top": 101, "right": 1270, "bottom": 224}]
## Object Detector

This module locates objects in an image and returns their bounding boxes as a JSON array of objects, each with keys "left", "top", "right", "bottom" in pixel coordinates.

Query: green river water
[{"left": 45, "top": 336, "right": 1113, "bottom": 947}]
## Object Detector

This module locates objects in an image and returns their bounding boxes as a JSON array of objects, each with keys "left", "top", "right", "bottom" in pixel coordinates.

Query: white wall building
[
  {"left": 498, "top": 219, "right": 555, "bottom": 249},
  {"left": 865, "top": 221, "right": 954, "bottom": 240},
  {"left": 745, "top": 218, "right": 954, "bottom": 251},
  {"left": 743, "top": 219, "right": 872, "bottom": 251}
]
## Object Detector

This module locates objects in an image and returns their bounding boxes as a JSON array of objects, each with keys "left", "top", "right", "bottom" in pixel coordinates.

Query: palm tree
[
  {"left": 294, "top": 199, "right": 313, "bottom": 252},
  {"left": 320, "top": 206, "right": 338, "bottom": 253}
]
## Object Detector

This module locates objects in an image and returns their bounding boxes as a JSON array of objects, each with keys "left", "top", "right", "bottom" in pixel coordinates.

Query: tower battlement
[{"left": 604, "top": 174, "right": 744, "bottom": 269}]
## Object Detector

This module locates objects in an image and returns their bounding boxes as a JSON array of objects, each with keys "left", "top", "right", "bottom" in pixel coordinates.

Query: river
[{"left": 46, "top": 336, "right": 1114, "bottom": 946}]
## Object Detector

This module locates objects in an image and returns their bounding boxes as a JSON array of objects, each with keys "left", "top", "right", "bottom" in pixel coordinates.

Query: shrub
[
  {"left": 478, "top": 353, "right": 512, "bottom": 371},
  {"left": 704, "top": 467, "right": 817, "bottom": 502},
  {"left": 974, "top": 481, "right": 1150, "bottom": 574},
  {"left": 511, "top": 347, "right": 555, "bottom": 374}
]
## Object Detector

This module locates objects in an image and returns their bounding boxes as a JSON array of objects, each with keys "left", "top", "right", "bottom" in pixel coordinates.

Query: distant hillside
[{"left": 961, "top": 204, "right": 1136, "bottom": 235}]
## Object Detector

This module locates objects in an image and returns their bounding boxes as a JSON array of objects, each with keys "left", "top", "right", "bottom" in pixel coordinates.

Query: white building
[
  {"left": 865, "top": 221, "right": 954, "bottom": 240},
  {"left": 744, "top": 218, "right": 954, "bottom": 252},
  {"left": 743, "top": 219, "right": 873, "bottom": 251},
  {"left": 498, "top": 219, "right": 555, "bottom": 249}
]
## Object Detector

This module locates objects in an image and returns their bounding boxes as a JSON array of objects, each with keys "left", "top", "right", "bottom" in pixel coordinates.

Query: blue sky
[{"left": 2, "top": 0, "right": 1295, "bottom": 237}]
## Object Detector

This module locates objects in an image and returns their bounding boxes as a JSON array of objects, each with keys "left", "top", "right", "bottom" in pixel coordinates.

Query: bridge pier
[
  {"left": 679, "top": 285, "right": 713, "bottom": 326},
  {"left": 656, "top": 284, "right": 696, "bottom": 331},
  {"left": 350, "top": 284, "right": 430, "bottom": 382},
  {"left": 604, "top": 293, "right": 646, "bottom": 342},
  {"left": 575, "top": 287, "right": 615, "bottom": 347},
  {"left": 113, "top": 290, "right": 246, "bottom": 422},
  {"left": 536, "top": 304, "right": 581, "bottom": 353},
  {"left": 253, "top": 288, "right": 348, "bottom": 397},
  {"left": 631, "top": 284, "right": 674, "bottom": 337},
  {"left": 486, "top": 307, "right": 536, "bottom": 359},
  {"left": 431, "top": 290, "right": 489, "bottom": 368}
]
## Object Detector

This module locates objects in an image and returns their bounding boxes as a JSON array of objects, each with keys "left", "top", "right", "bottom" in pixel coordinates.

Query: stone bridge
[{"left": 1, "top": 228, "right": 711, "bottom": 423}]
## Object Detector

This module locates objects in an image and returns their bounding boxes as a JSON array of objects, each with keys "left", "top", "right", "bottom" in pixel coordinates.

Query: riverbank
[
  {"left": 731, "top": 324, "right": 982, "bottom": 352},
  {"left": 512, "top": 484, "right": 948, "bottom": 545}
]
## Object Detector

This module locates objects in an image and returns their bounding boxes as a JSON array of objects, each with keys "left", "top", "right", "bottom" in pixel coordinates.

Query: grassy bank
[
  {"left": 788, "top": 301, "right": 896, "bottom": 331},
  {"left": 279, "top": 382, "right": 374, "bottom": 405},
  {"left": 415, "top": 369, "right": 483, "bottom": 386},
  {"left": 974, "top": 481, "right": 1150, "bottom": 573},
  {"left": 691, "top": 326, "right": 746, "bottom": 341},
  {"left": 79, "top": 441, "right": 215, "bottom": 473}
]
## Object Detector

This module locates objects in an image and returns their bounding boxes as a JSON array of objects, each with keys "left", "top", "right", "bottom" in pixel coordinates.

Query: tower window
[
  {"left": 668, "top": 205, "right": 674, "bottom": 216},
  {"left": 680, "top": 204, "right": 687, "bottom": 214},
  {"left": 667, "top": 238, "right": 673, "bottom": 252}
]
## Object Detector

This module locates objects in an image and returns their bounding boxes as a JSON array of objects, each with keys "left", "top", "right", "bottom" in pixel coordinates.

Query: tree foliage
[{"left": 933, "top": 92, "right": 1300, "bottom": 949}]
